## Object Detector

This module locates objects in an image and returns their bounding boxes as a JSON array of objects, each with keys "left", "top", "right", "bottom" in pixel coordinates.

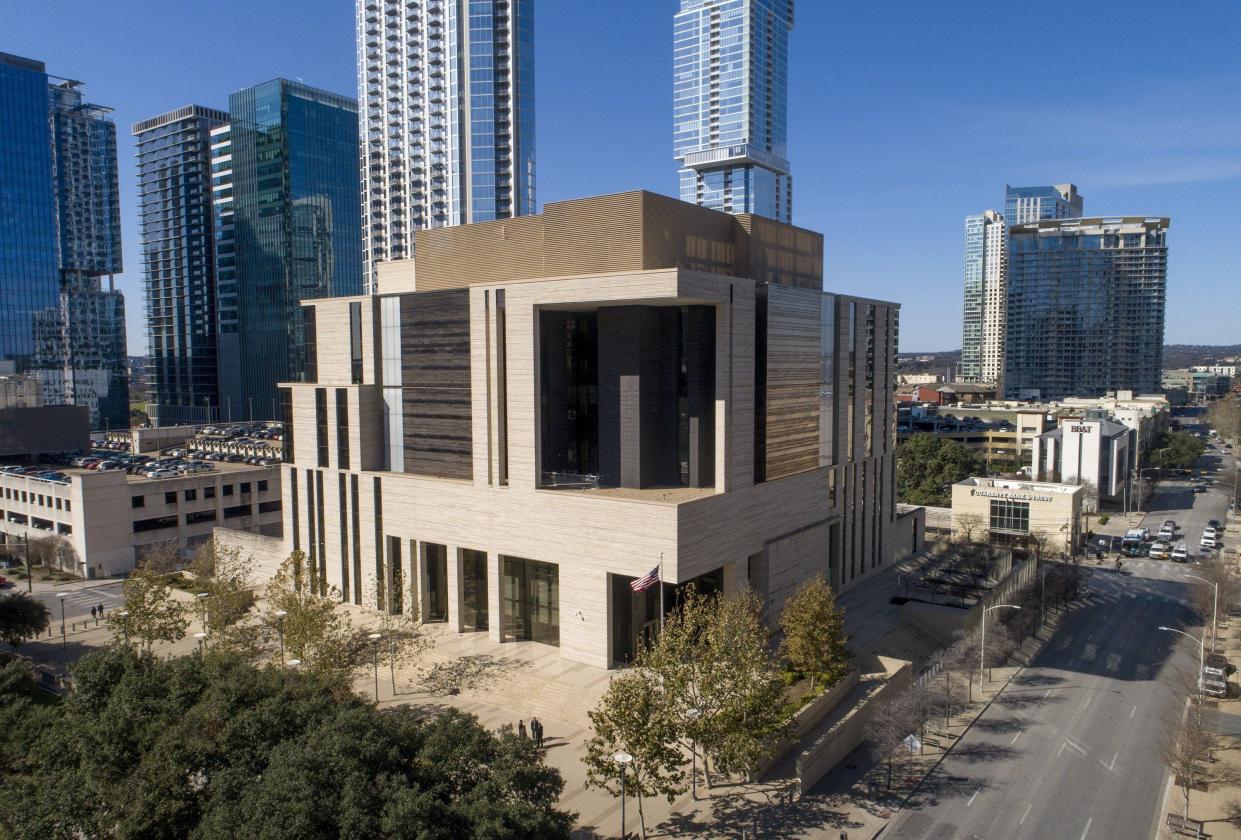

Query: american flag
[{"left": 630, "top": 566, "right": 660, "bottom": 592}]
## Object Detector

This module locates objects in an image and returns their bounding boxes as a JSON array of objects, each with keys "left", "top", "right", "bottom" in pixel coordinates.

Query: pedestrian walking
[
  {"left": 97, "top": 603, "right": 104, "bottom": 618},
  {"left": 90, "top": 606, "right": 97, "bottom": 620},
  {"left": 518, "top": 719, "right": 527, "bottom": 740},
  {"left": 530, "top": 717, "right": 543, "bottom": 748}
]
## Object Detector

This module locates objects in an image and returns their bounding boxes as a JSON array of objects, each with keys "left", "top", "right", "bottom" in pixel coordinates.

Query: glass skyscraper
[
  {"left": 674, "top": 0, "right": 793, "bottom": 222},
  {"left": 1004, "top": 216, "right": 1169, "bottom": 400},
  {"left": 961, "top": 210, "right": 1006, "bottom": 384},
  {"left": 1004, "top": 183, "right": 1083, "bottom": 225},
  {"left": 133, "top": 105, "right": 228, "bottom": 425},
  {"left": 0, "top": 52, "right": 128, "bottom": 429},
  {"left": 357, "top": 0, "right": 536, "bottom": 293},
  {"left": 213, "top": 80, "right": 361, "bottom": 421}
]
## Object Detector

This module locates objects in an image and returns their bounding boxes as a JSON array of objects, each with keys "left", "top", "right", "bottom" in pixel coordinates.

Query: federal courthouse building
[{"left": 267, "top": 191, "right": 919, "bottom": 668}]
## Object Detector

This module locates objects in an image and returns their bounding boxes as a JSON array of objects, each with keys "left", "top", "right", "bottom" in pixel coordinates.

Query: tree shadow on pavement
[
  {"left": 1009, "top": 672, "right": 1067, "bottom": 688},
  {"left": 416, "top": 653, "right": 531, "bottom": 695},
  {"left": 971, "top": 716, "right": 1023, "bottom": 734},
  {"left": 949, "top": 742, "right": 1020, "bottom": 764},
  {"left": 656, "top": 782, "right": 864, "bottom": 839},
  {"left": 904, "top": 772, "right": 986, "bottom": 809},
  {"left": 992, "top": 689, "right": 1066, "bottom": 712}
]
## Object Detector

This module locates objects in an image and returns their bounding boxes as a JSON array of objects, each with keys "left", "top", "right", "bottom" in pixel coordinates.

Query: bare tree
[
  {"left": 954, "top": 513, "right": 985, "bottom": 545},
  {"left": 1160, "top": 693, "right": 1216, "bottom": 820},
  {"left": 866, "top": 688, "right": 916, "bottom": 789},
  {"left": 139, "top": 540, "right": 182, "bottom": 575},
  {"left": 1076, "top": 480, "right": 1099, "bottom": 537}
]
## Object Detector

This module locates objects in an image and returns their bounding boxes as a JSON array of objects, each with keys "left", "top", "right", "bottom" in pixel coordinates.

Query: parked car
[
  {"left": 1201, "top": 674, "right": 1228, "bottom": 698},
  {"left": 1201, "top": 533, "right": 1219, "bottom": 549},
  {"left": 1171, "top": 543, "right": 1189, "bottom": 562},
  {"left": 1209, "top": 519, "right": 1224, "bottom": 531},
  {"left": 145, "top": 469, "right": 177, "bottom": 479},
  {"left": 1150, "top": 542, "right": 1171, "bottom": 560}
]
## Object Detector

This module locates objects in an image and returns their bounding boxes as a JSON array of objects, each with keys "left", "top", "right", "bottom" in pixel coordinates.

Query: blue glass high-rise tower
[
  {"left": 674, "top": 0, "right": 793, "bottom": 222},
  {"left": 133, "top": 105, "right": 229, "bottom": 425},
  {"left": 0, "top": 52, "right": 128, "bottom": 429},
  {"left": 213, "top": 79, "right": 361, "bottom": 420}
]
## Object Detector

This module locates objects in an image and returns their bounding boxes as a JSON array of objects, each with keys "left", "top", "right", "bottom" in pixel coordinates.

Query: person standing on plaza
[
  {"left": 518, "top": 720, "right": 527, "bottom": 740},
  {"left": 530, "top": 717, "right": 543, "bottom": 748}
]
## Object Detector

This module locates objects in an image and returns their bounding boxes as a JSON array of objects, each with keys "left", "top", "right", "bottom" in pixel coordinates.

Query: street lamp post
[
  {"left": 368, "top": 632, "right": 382, "bottom": 702},
  {"left": 1184, "top": 575, "right": 1220, "bottom": 654},
  {"left": 981, "top": 604, "right": 1021, "bottom": 683},
  {"left": 57, "top": 592, "right": 67, "bottom": 646},
  {"left": 1159, "top": 626, "right": 1205, "bottom": 677},
  {"left": 193, "top": 631, "right": 208, "bottom": 653},
  {"left": 287, "top": 658, "right": 301, "bottom": 669},
  {"left": 613, "top": 751, "right": 633, "bottom": 839},
  {"left": 118, "top": 609, "right": 129, "bottom": 645},
  {"left": 686, "top": 707, "right": 702, "bottom": 800},
  {"left": 273, "top": 609, "right": 288, "bottom": 665},
  {"left": 196, "top": 592, "right": 209, "bottom": 634}
]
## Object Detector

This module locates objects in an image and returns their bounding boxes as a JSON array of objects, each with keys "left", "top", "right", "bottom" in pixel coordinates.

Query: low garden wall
[
  {"left": 794, "top": 655, "right": 912, "bottom": 794},
  {"left": 755, "top": 670, "right": 861, "bottom": 778}
]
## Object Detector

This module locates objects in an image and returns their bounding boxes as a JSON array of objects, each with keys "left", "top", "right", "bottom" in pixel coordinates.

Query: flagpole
[{"left": 659, "top": 552, "right": 665, "bottom": 633}]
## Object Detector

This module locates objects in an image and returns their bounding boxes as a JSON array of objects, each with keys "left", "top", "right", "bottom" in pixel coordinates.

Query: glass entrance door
[{"left": 502, "top": 557, "right": 559, "bottom": 647}]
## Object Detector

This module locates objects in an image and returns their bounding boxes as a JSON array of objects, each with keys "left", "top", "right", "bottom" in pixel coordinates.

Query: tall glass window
[
  {"left": 501, "top": 557, "right": 559, "bottom": 647},
  {"left": 461, "top": 548, "right": 488, "bottom": 631},
  {"left": 349, "top": 301, "right": 363, "bottom": 384},
  {"left": 424, "top": 543, "right": 448, "bottom": 622},
  {"left": 335, "top": 389, "right": 350, "bottom": 470},
  {"left": 315, "top": 389, "right": 328, "bottom": 468},
  {"left": 819, "top": 294, "right": 836, "bottom": 467},
  {"left": 989, "top": 499, "right": 1030, "bottom": 535}
]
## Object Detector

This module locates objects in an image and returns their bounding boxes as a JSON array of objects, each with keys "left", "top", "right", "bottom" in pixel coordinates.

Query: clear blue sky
[{"left": 7, "top": 0, "right": 1240, "bottom": 353}]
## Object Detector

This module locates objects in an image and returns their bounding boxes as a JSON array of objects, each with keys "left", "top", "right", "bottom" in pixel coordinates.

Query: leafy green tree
[
  {"left": 637, "top": 587, "right": 788, "bottom": 785},
  {"left": 109, "top": 564, "right": 189, "bottom": 652},
  {"left": 0, "top": 647, "right": 574, "bottom": 840},
  {"left": 896, "top": 434, "right": 984, "bottom": 506},
  {"left": 778, "top": 576, "right": 849, "bottom": 692},
  {"left": 1149, "top": 430, "right": 1206, "bottom": 471},
  {"left": 264, "top": 551, "right": 362, "bottom": 690},
  {"left": 583, "top": 670, "right": 685, "bottom": 838},
  {"left": 0, "top": 593, "right": 50, "bottom": 647},
  {"left": 192, "top": 540, "right": 259, "bottom": 657}
]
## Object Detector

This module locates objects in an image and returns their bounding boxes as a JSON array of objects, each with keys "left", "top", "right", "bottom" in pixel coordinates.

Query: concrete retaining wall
[
  {"left": 794, "top": 656, "right": 912, "bottom": 794},
  {"left": 756, "top": 670, "right": 861, "bottom": 777},
  {"left": 213, "top": 527, "right": 287, "bottom": 581},
  {"left": 899, "top": 601, "right": 968, "bottom": 646}
]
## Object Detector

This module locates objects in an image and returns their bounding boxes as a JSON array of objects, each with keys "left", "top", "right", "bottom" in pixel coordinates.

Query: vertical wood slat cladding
[
  {"left": 764, "top": 284, "right": 822, "bottom": 480},
  {"left": 399, "top": 290, "right": 472, "bottom": 479}
]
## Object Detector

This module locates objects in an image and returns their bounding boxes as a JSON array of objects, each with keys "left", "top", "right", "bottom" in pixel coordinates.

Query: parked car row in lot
[
  {"left": 0, "top": 465, "right": 69, "bottom": 483},
  {"left": 197, "top": 424, "right": 282, "bottom": 441},
  {"left": 164, "top": 446, "right": 275, "bottom": 466}
]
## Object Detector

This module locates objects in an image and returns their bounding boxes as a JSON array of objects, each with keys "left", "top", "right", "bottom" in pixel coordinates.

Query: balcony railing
[{"left": 541, "top": 471, "right": 601, "bottom": 488}]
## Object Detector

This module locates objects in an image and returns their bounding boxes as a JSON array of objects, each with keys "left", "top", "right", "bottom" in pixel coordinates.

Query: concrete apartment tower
[
  {"left": 961, "top": 210, "right": 1007, "bottom": 385},
  {"left": 254, "top": 191, "right": 921, "bottom": 669},
  {"left": 133, "top": 106, "right": 229, "bottom": 426},
  {"left": 356, "top": 0, "right": 537, "bottom": 294},
  {"left": 0, "top": 52, "right": 128, "bottom": 430},
  {"left": 674, "top": 0, "right": 793, "bottom": 222}
]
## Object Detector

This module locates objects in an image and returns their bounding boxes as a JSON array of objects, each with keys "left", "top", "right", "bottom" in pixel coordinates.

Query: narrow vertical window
[
  {"left": 336, "top": 389, "right": 350, "bottom": 469},
  {"left": 315, "top": 389, "right": 328, "bottom": 468},
  {"left": 349, "top": 301, "right": 363, "bottom": 384},
  {"left": 279, "top": 387, "right": 293, "bottom": 463},
  {"left": 302, "top": 306, "right": 317, "bottom": 382},
  {"left": 496, "top": 289, "right": 508, "bottom": 485}
]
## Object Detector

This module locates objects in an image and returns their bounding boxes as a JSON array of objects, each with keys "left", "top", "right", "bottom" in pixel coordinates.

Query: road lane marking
[
  {"left": 1131, "top": 705, "right": 1137, "bottom": 718},
  {"left": 1019, "top": 803, "right": 1033, "bottom": 825},
  {"left": 967, "top": 788, "right": 980, "bottom": 806},
  {"left": 1044, "top": 688, "right": 1053, "bottom": 699},
  {"left": 1083, "top": 694, "right": 1092, "bottom": 709},
  {"left": 1068, "top": 658, "right": 1077, "bottom": 667},
  {"left": 1081, "top": 816, "right": 1093, "bottom": 839},
  {"left": 1011, "top": 731, "right": 1021, "bottom": 745},
  {"left": 1109, "top": 752, "right": 1118, "bottom": 771}
]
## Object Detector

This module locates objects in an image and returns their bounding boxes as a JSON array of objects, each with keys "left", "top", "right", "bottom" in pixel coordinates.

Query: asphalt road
[
  {"left": 887, "top": 437, "right": 1232, "bottom": 840},
  {"left": 887, "top": 558, "right": 1197, "bottom": 840},
  {"left": 30, "top": 581, "right": 125, "bottom": 624}
]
